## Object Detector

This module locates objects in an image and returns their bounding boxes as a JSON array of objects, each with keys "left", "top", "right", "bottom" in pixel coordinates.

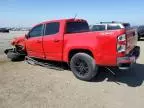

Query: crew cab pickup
[{"left": 5, "top": 18, "right": 140, "bottom": 81}]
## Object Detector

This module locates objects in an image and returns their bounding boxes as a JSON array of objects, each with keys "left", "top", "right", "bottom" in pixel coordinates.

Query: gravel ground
[{"left": 0, "top": 31, "right": 144, "bottom": 108}]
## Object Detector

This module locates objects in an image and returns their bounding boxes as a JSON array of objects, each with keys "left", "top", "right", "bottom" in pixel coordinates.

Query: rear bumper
[{"left": 117, "top": 46, "right": 140, "bottom": 69}]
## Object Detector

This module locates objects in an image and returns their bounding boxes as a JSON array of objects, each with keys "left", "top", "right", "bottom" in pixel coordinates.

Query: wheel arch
[{"left": 68, "top": 49, "right": 94, "bottom": 62}]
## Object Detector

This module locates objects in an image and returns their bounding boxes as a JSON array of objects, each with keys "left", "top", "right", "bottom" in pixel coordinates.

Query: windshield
[{"left": 66, "top": 21, "right": 89, "bottom": 33}]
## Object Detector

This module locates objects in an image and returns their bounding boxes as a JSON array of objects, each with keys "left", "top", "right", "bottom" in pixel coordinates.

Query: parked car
[
  {"left": 0, "top": 28, "right": 9, "bottom": 33},
  {"left": 137, "top": 25, "right": 144, "bottom": 40},
  {"left": 91, "top": 21, "right": 131, "bottom": 31},
  {"left": 5, "top": 18, "right": 140, "bottom": 81}
]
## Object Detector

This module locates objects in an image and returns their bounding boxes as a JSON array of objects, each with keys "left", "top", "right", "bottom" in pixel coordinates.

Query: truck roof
[
  {"left": 31, "top": 18, "right": 87, "bottom": 27},
  {"left": 35, "top": 18, "right": 86, "bottom": 25}
]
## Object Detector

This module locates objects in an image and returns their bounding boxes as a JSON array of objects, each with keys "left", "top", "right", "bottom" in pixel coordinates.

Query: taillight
[{"left": 117, "top": 34, "right": 126, "bottom": 53}]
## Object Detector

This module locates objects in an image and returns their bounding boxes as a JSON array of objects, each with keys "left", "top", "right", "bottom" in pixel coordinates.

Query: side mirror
[{"left": 25, "top": 34, "right": 29, "bottom": 39}]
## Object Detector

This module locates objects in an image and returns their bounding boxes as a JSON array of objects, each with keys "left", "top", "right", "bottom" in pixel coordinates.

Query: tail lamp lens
[
  {"left": 118, "top": 34, "right": 126, "bottom": 41},
  {"left": 117, "top": 34, "right": 126, "bottom": 53}
]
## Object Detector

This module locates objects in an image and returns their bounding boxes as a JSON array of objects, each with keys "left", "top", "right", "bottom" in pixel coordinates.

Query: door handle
[
  {"left": 36, "top": 40, "right": 42, "bottom": 43},
  {"left": 53, "top": 39, "right": 60, "bottom": 42}
]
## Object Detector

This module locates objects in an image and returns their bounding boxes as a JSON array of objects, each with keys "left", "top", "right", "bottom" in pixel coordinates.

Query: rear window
[
  {"left": 91, "top": 25, "right": 105, "bottom": 31},
  {"left": 107, "top": 25, "right": 121, "bottom": 30},
  {"left": 66, "top": 21, "right": 89, "bottom": 33}
]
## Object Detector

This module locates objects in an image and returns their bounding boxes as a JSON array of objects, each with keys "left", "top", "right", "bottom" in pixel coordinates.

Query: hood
[{"left": 11, "top": 35, "right": 25, "bottom": 47}]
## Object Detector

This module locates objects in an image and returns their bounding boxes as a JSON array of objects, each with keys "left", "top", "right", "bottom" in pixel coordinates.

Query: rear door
[
  {"left": 43, "top": 22, "right": 63, "bottom": 61},
  {"left": 25, "top": 24, "right": 45, "bottom": 58}
]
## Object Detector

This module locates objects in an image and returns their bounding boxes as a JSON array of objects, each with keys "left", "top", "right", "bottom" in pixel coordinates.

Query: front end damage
[{"left": 4, "top": 36, "right": 27, "bottom": 61}]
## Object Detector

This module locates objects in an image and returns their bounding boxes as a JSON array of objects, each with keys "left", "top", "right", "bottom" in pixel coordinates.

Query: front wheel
[{"left": 70, "top": 53, "right": 98, "bottom": 81}]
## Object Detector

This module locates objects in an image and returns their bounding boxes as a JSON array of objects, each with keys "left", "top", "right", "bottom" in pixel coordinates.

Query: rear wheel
[{"left": 70, "top": 53, "right": 98, "bottom": 81}]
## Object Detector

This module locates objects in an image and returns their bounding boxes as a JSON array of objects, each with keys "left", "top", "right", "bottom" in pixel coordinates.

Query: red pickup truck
[{"left": 5, "top": 18, "right": 140, "bottom": 81}]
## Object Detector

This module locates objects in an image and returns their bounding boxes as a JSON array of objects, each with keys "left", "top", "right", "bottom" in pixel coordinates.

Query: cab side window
[
  {"left": 45, "top": 22, "right": 59, "bottom": 35},
  {"left": 29, "top": 24, "right": 43, "bottom": 38}
]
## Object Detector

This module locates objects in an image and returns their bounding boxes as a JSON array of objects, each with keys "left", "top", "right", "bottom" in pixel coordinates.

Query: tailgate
[{"left": 126, "top": 28, "right": 137, "bottom": 54}]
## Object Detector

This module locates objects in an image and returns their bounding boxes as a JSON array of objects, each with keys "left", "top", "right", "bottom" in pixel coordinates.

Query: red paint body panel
[
  {"left": 62, "top": 29, "right": 125, "bottom": 66},
  {"left": 42, "top": 20, "right": 65, "bottom": 61},
  {"left": 25, "top": 36, "right": 45, "bottom": 59},
  {"left": 11, "top": 18, "right": 137, "bottom": 67},
  {"left": 11, "top": 36, "right": 25, "bottom": 47}
]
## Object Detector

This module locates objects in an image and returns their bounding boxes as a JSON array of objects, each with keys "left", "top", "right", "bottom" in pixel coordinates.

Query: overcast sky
[{"left": 0, "top": 0, "right": 144, "bottom": 27}]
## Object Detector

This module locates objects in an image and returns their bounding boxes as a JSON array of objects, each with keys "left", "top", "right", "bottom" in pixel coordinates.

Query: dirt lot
[{"left": 0, "top": 31, "right": 144, "bottom": 108}]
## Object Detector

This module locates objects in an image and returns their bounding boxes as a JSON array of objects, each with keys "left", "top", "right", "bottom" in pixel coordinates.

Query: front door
[{"left": 25, "top": 24, "right": 45, "bottom": 59}]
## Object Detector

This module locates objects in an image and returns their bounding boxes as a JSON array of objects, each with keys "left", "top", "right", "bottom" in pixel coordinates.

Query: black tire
[
  {"left": 70, "top": 53, "right": 98, "bottom": 81},
  {"left": 7, "top": 51, "right": 24, "bottom": 61}
]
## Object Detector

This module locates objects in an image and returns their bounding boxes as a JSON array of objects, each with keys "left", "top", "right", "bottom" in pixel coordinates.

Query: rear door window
[{"left": 45, "top": 22, "right": 59, "bottom": 35}]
